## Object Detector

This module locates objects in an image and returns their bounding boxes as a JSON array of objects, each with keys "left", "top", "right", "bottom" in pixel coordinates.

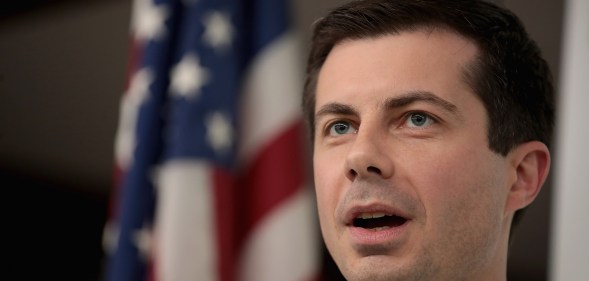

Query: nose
[{"left": 345, "top": 129, "right": 394, "bottom": 181}]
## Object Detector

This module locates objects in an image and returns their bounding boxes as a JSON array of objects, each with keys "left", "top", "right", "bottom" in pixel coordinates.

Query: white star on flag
[
  {"left": 202, "top": 11, "right": 234, "bottom": 51},
  {"left": 170, "top": 54, "right": 210, "bottom": 99},
  {"left": 132, "top": 0, "right": 169, "bottom": 41},
  {"left": 206, "top": 112, "right": 233, "bottom": 154},
  {"left": 127, "top": 68, "right": 154, "bottom": 103},
  {"left": 101, "top": 221, "right": 119, "bottom": 256},
  {"left": 133, "top": 224, "right": 153, "bottom": 261},
  {"left": 115, "top": 68, "right": 154, "bottom": 169}
]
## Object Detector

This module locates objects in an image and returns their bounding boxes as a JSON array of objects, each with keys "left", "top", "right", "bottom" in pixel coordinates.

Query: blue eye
[
  {"left": 328, "top": 121, "right": 356, "bottom": 136},
  {"left": 406, "top": 112, "right": 434, "bottom": 128}
]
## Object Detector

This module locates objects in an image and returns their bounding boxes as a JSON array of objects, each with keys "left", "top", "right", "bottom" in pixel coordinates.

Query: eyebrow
[
  {"left": 383, "top": 91, "right": 459, "bottom": 115},
  {"left": 314, "top": 91, "right": 462, "bottom": 125},
  {"left": 315, "top": 102, "right": 359, "bottom": 121}
]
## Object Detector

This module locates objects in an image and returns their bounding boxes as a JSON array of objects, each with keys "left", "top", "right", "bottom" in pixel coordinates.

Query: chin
[
  {"left": 342, "top": 268, "right": 403, "bottom": 281},
  {"left": 338, "top": 257, "right": 400, "bottom": 281},
  {"left": 337, "top": 253, "right": 435, "bottom": 281}
]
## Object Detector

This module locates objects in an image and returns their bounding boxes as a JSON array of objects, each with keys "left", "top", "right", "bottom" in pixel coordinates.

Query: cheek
[
  {"left": 409, "top": 142, "right": 507, "bottom": 221},
  {"left": 313, "top": 175, "right": 332, "bottom": 225},
  {"left": 417, "top": 147, "right": 508, "bottom": 238},
  {"left": 412, "top": 147, "right": 508, "bottom": 261},
  {"left": 313, "top": 151, "right": 342, "bottom": 223},
  {"left": 313, "top": 152, "right": 347, "bottom": 257}
]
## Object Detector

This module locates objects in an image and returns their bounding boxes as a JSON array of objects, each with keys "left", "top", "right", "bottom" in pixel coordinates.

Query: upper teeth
[{"left": 358, "top": 212, "right": 388, "bottom": 219}]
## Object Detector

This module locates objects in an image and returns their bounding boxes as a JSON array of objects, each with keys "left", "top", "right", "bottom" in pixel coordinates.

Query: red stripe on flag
[
  {"left": 214, "top": 168, "right": 238, "bottom": 281},
  {"left": 109, "top": 165, "right": 125, "bottom": 221},
  {"left": 124, "top": 38, "right": 144, "bottom": 90},
  {"left": 147, "top": 260, "right": 155, "bottom": 281},
  {"left": 241, "top": 120, "right": 306, "bottom": 235}
]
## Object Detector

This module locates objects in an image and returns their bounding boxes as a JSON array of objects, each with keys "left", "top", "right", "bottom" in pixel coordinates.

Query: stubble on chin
[{"left": 338, "top": 253, "right": 437, "bottom": 281}]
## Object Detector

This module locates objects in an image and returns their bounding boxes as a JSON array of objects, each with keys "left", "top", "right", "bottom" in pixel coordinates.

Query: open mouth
[{"left": 352, "top": 213, "right": 408, "bottom": 231}]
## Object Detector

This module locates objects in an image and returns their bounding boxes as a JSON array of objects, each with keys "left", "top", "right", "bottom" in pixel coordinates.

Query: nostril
[
  {"left": 347, "top": 166, "right": 382, "bottom": 180},
  {"left": 367, "top": 166, "right": 381, "bottom": 174}
]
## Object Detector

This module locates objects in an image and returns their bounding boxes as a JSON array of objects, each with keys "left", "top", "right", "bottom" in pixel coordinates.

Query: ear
[{"left": 504, "top": 141, "right": 551, "bottom": 214}]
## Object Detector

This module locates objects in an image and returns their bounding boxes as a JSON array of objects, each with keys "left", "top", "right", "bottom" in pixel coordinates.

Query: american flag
[{"left": 104, "top": 0, "right": 320, "bottom": 280}]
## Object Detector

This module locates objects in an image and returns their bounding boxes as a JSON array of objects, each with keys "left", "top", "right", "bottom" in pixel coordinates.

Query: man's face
[{"left": 313, "top": 30, "right": 514, "bottom": 281}]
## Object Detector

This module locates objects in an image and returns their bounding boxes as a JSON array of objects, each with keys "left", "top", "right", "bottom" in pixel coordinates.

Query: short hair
[{"left": 302, "top": 0, "right": 554, "bottom": 234}]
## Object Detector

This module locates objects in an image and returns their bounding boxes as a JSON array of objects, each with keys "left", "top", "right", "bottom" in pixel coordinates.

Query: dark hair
[{"left": 303, "top": 0, "right": 554, "bottom": 235}]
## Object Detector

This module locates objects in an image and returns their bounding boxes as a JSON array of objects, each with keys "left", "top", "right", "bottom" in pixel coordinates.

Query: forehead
[{"left": 316, "top": 29, "right": 480, "bottom": 111}]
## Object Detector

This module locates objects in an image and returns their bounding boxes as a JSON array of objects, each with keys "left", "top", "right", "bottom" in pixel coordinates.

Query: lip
[
  {"left": 344, "top": 203, "right": 411, "bottom": 248},
  {"left": 344, "top": 203, "right": 411, "bottom": 225}
]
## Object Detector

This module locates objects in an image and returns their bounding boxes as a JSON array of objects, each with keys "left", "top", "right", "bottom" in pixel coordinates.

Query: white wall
[{"left": 551, "top": 0, "right": 589, "bottom": 280}]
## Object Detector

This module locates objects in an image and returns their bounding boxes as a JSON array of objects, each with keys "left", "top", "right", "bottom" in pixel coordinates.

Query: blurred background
[{"left": 0, "top": 0, "right": 571, "bottom": 280}]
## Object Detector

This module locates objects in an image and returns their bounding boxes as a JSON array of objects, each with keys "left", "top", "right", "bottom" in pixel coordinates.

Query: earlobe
[{"left": 505, "top": 141, "right": 551, "bottom": 213}]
